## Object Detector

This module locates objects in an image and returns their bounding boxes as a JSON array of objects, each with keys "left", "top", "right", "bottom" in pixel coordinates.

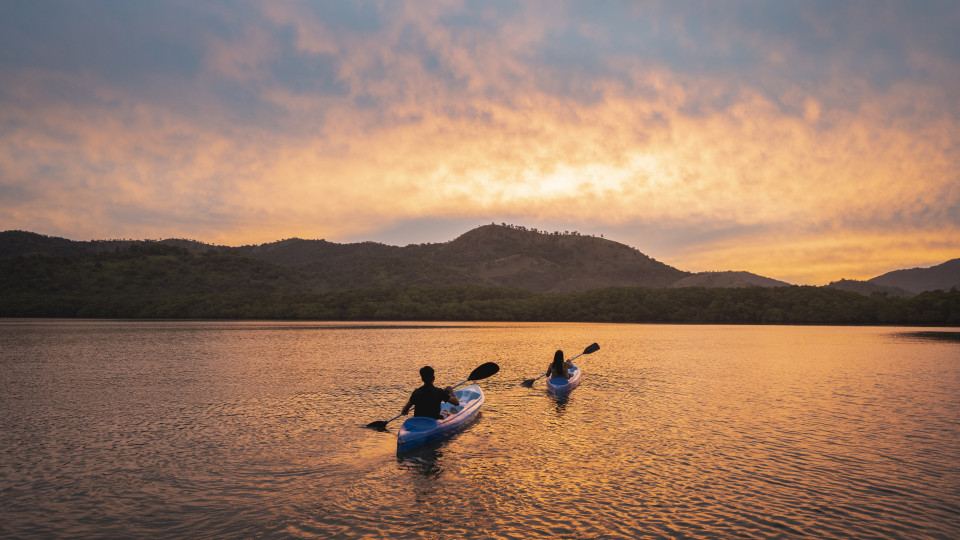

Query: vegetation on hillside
[
  {"left": 1, "top": 225, "right": 694, "bottom": 293},
  {"left": 2, "top": 244, "right": 958, "bottom": 324},
  {"left": 868, "top": 258, "right": 960, "bottom": 294}
]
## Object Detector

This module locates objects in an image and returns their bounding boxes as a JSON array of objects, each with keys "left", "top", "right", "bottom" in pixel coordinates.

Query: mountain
[
  {"left": 424, "top": 224, "right": 690, "bottom": 292},
  {"left": 3, "top": 227, "right": 955, "bottom": 294},
  {"left": 0, "top": 226, "right": 691, "bottom": 292},
  {"left": 867, "top": 259, "right": 960, "bottom": 294},
  {"left": 670, "top": 271, "right": 791, "bottom": 289},
  {"left": 0, "top": 230, "right": 129, "bottom": 258},
  {"left": 182, "top": 224, "right": 692, "bottom": 292},
  {"left": 0, "top": 230, "right": 213, "bottom": 258}
]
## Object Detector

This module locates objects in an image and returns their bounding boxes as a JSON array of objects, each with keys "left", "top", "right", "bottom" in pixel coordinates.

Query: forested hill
[
  {"left": 2, "top": 228, "right": 959, "bottom": 324},
  {"left": 0, "top": 225, "right": 690, "bottom": 293},
  {"left": 2, "top": 227, "right": 958, "bottom": 294},
  {"left": 868, "top": 258, "right": 960, "bottom": 294},
  {"left": 423, "top": 224, "right": 690, "bottom": 291},
  {"left": 211, "top": 224, "right": 691, "bottom": 291}
]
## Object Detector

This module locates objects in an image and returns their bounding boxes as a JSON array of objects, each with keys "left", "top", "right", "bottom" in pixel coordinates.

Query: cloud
[{"left": 0, "top": 1, "right": 957, "bottom": 283}]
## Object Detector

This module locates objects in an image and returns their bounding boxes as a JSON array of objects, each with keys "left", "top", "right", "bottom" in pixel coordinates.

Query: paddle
[
  {"left": 366, "top": 361, "right": 500, "bottom": 430},
  {"left": 521, "top": 342, "right": 600, "bottom": 387}
]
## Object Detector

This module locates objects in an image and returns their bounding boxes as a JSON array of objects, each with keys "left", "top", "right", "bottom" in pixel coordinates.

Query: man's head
[{"left": 419, "top": 365, "right": 435, "bottom": 383}]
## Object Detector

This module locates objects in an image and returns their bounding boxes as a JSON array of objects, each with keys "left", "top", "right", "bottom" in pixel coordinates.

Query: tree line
[{"left": 2, "top": 244, "right": 958, "bottom": 324}]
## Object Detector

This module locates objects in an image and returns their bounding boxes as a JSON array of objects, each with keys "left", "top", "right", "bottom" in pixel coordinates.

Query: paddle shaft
[{"left": 527, "top": 373, "right": 547, "bottom": 384}]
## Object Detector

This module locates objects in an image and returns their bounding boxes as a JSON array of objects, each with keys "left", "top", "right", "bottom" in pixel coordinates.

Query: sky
[{"left": 1, "top": 1, "right": 958, "bottom": 285}]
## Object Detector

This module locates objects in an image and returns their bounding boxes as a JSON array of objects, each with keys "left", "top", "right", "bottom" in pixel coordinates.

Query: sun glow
[
  {"left": 505, "top": 155, "right": 669, "bottom": 203},
  {"left": 0, "top": 2, "right": 956, "bottom": 283}
]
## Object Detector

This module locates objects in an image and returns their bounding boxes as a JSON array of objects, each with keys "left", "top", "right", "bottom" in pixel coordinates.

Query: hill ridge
[
  {"left": 2, "top": 227, "right": 957, "bottom": 294},
  {"left": 868, "top": 258, "right": 960, "bottom": 294}
]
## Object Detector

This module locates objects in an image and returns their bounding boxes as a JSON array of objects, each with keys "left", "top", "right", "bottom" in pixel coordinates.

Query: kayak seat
[
  {"left": 441, "top": 403, "right": 459, "bottom": 414},
  {"left": 457, "top": 390, "right": 480, "bottom": 402}
]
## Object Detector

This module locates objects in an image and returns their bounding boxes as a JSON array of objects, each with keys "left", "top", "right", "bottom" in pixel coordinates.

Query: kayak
[
  {"left": 546, "top": 362, "right": 581, "bottom": 396},
  {"left": 397, "top": 384, "right": 485, "bottom": 453}
]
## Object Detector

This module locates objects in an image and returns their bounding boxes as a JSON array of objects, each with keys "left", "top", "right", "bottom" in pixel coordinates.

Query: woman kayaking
[{"left": 545, "top": 350, "right": 573, "bottom": 380}]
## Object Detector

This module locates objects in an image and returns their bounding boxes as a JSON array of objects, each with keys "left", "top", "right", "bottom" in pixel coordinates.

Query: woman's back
[{"left": 550, "top": 350, "right": 568, "bottom": 379}]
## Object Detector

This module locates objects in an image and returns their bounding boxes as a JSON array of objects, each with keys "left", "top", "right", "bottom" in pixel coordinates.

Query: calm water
[{"left": 1, "top": 320, "right": 958, "bottom": 539}]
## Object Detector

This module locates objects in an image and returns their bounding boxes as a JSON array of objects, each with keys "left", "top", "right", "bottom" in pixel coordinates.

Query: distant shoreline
[{"left": 3, "top": 229, "right": 958, "bottom": 326}]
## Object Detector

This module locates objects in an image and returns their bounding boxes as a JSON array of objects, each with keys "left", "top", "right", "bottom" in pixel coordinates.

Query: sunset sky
[{"left": 1, "top": 1, "right": 958, "bottom": 285}]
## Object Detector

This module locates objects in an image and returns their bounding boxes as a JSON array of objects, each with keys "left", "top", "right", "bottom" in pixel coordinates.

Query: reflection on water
[
  {"left": 551, "top": 397, "right": 570, "bottom": 414},
  {"left": 1, "top": 320, "right": 958, "bottom": 538},
  {"left": 397, "top": 448, "right": 445, "bottom": 478},
  {"left": 895, "top": 330, "right": 960, "bottom": 343}
]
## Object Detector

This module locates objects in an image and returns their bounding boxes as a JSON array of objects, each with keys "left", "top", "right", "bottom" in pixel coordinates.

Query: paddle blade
[
  {"left": 468, "top": 362, "right": 500, "bottom": 381},
  {"left": 582, "top": 343, "right": 600, "bottom": 355},
  {"left": 520, "top": 378, "right": 535, "bottom": 387},
  {"left": 366, "top": 412, "right": 402, "bottom": 430}
]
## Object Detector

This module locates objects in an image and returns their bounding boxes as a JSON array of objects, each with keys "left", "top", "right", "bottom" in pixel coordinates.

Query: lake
[{"left": 1, "top": 320, "right": 958, "bottom": 538}]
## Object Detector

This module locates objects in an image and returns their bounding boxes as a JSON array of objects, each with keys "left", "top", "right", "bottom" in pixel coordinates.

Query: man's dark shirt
[{"left": 410, "top": 384, "right": 452, "bottom": 419}]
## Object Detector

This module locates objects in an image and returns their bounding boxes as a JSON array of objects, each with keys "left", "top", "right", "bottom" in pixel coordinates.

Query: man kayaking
[
  {"left": 545, "top": 349, "right": 573, "bottom": 379},
  {"left": 401, "top": 366, "right": 460, "bottom": 420}
]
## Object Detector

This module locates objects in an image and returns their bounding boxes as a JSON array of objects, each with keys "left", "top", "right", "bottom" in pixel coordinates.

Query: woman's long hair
[{"left": 552, "top": 350, "right": 564, "bottom": 373}]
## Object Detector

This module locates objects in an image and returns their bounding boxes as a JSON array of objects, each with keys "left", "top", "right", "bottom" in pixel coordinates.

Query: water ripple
[{"left": 2, "top": 321, "right": 959, "bottom": 538}]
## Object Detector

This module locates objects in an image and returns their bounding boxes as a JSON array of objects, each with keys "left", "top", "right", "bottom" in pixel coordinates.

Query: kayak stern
[
  {"left": 397, "top": 384, "right": 484, "bottom": 452},
  {"left": 546, "top": 363, "right": 582, "bottom": 395}
]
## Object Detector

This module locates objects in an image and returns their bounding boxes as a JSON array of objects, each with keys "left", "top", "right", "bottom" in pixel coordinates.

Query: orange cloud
[{"left": 0, "top": 3, "right": 956, "bottom": 284}]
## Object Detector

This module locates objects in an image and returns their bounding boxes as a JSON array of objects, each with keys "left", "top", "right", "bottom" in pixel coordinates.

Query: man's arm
[
  {"left": 444, "top": 386, "right": 460, "bottom": 406},
  {"left": 400, "top": 393, "right": 414, "bottom": 415}
]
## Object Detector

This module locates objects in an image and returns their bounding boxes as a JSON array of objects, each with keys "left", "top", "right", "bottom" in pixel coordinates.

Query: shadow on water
[
  {"left": 364, "top": 422, "right": 392, "bottom": 432},
  {"left": 396, "top": 446, "right": 445, "bottom": 478},
  {"left": 552, "top": 396, "right": 570, "bottom": 413},
  {"left": 894, "top": 331, "right": 960, "bottom": 343}
]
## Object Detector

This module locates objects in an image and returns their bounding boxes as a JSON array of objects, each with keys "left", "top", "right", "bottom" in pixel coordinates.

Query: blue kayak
[
  {"left": 546, "top": 362, "right": 582, "bottom": 396},
  {"left": 396, "top": 384, "right": 484, "bottom": 453}
]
